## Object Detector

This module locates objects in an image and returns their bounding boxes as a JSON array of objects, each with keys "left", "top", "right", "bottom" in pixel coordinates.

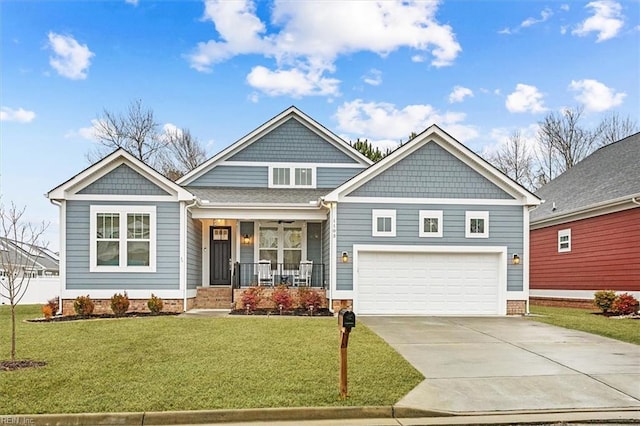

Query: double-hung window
[
  {"left": 90, "top": 205, "right": 156, "bottom": 272},
  {"left": 465, "top": 211, "right": 489, "bottom": 238},
  {"left": 558, "top": 229, "right": 571, "bottom": 252},
  {"left": 372, "top": 210, "right": 396, "bottom": 237},
  {"left": 269, "top": 166, "right": 315, "bottom": 188},
  {"left": 257, "top": 223, "right": 305, "bottom": 269},
  {"left": 419, "top": 210, "right": 443, "bottom": 237}
]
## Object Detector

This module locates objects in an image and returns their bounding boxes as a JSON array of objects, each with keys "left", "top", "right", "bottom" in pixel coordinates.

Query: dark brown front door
[{"left": 210, "top": 226, "right": 231, "bottom": 285}]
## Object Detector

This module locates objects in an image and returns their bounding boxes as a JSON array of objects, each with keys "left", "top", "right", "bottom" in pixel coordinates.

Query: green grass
[
  {"left": 0, "top": 305, "right": 423, "bottom": 414},
  {"left": 528, "top": 305, "right": 639, "bottom": 345}
]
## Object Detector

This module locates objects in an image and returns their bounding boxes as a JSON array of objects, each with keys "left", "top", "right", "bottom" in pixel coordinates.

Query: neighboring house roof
[
  {"left": 0, "top": 238, "right": 58, "bottom": 272},
  {"left": 187, "top": 188, "right": 330, "bottom": 206},
  {"left": 47, "top": 148, "right": 194, "bottom": 202},
  {"left": 325, "top": 124, "right": 541, "bottom": 205},
  {"left": 177, "top": 106, "right": 373, "bottom": 186},
  {"left": 531, "top": 132, "right": 640, "bottom": 228}
]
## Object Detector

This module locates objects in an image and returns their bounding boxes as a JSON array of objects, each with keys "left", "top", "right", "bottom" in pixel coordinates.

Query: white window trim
[
  {"left": 419, "top": 210, "right": 443, "bottom": 238},
  {"left": 268, "top": 165, "right": 316, "bottom": 188},
  {"left": 89, "top": 205, "right": 157, "bottom": 272},
  {"left": 254, "top": 222, "right": 307, "bottom": 265},
  {"left": 465, "top": 211, "right": 489, "bottom": 239},
  {"left": 558, "top": 228, "right": 571, "bottom": 253},
  {"left": 372, "top": 209, "right": 396, "bottom": 237}
]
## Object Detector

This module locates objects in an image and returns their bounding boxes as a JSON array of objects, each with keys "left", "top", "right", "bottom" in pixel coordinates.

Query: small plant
[
  {"left": 611, "top": 293, "right": 639, "bottom": 316},
  {"left": 45, "top": 297, "right": 59, "bottom": 315},
  {"left": 241, "top": 286, "right": 264, "bottom": 313},
  {"left": 73, "top": 295, "right": 95, "bottom": 316},
  {"left": 298, "top": 287, "right": 323, "bottom": 312},
  {"left": 593, "top": 290, "right": 617, "bottom": 313},
  {"left": 110, "top": 292, "right": 130, "bottom": 317},
  {"left": 147, "top": 293, "right": 163, "bottom": 314},
  {"left": 271, "top": 285, "right": 293, "bottom": 313},
  {"left": 41, "top": 305, "right": 53, "bottom": 319}
]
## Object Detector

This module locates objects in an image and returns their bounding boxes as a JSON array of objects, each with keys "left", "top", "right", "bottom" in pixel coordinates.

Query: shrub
[
  {"left": 41, "top": 305, "right": 53, "bottom": 319},
  {"left": 73, "top": 295, "right": 95, "bottom": 316},
  {"left": 147, "top": 293, "right": 163, "bottom": 314},
  {"left": 594, "top": 290, "right": 617, "bottom": 313},
  {"left": 110, "top": 292, "right": 130, "bottom": 317},
  {"left": 241, "top": 286, "right": 264, "bottom": 312},
  {"left": 45, "top": 297, "right": 59, "bottom": 315},
  {"left": 272, "top": 285, "right": 293, "bottom": 312},
  {"left": 611, "top": 293, "right": 639, "bottom": 316},
  {"left": 298, "top": 287, "right": 323, "bottom": 311}
]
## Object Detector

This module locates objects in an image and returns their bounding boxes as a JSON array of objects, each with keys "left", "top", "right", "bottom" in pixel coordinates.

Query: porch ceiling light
[
  {"left": 341, "top": 251, "right": 349, "bottom": 263},
  {"left": 512, "top": 254, "right": 520, "bottom": 265}
]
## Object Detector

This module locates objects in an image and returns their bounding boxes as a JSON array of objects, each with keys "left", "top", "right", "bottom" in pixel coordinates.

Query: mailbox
[{"left": 338, "top": 309, "right": 356, "bottom": 329}]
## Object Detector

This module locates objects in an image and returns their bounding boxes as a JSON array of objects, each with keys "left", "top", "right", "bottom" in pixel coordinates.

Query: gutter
[{"left": 183, "top": 198, "right": 199, "bottom": 312}]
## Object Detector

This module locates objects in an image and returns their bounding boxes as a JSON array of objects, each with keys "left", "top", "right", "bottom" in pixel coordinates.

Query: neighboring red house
[{"left": 529, "top": 132, "right": 640, "bottom": 308}]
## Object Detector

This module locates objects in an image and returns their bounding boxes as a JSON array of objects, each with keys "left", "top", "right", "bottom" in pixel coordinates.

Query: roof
[
  {"left": 325, "top": 124, "right": 541, "bottom": 205},
  {"left": 531, "top": 132, "right": 640, "bottom": 225},
  {"left": 0, "top": 238, "right": 58, "bottom": 272},
  {"left": 187, "top": 187, "right": 329, "bottom": 206}
]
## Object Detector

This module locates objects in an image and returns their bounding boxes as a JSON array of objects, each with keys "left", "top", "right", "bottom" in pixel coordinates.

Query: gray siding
[
  {"left": 348, "top": 141, "right": 513, "bottom": 199},
  {"left": 188, "top": 166, "right": 267, "bottom": 188},
  {"left": 187, "top": 212, "right": 202, "bottom": 290},
  {"left": 306, "top": 222, "right": 322, "bottom": 265},
  {"left": 78, "top": 164, "right": 170, "bottom": 196},
  {"left": 336, "top": 203, "right": 523, "bottom": 292},
  {"left": 317, "top": 167, "right": 364, "bottom": 189},
  {"left": 322, "top": 219, "right": 330, "bottom": 288},
  {"left": 228, "top": 118, "right": 358, "bottom": 163},
  {"left": 65, "top": 200, "right": 180, "bottom": 290},
  {"left": 239, "top": 222, "right": 254, "bottom": 264}
]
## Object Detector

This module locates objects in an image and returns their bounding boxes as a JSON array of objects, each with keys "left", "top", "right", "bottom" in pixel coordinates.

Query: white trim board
[{"left": 530, "top": 289, "right": 640, "bottom": 300}]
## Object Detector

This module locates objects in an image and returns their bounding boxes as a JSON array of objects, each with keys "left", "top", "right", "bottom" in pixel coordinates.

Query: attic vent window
[{"left": 269, "top": 165, "right": 315, "bottom": 188}]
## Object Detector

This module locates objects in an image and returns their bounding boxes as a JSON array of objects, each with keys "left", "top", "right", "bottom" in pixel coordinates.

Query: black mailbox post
[
  {"left": 338, "top": 309, "right": 356, "bottom": 399},
  {"left": 338, "top": 309, "right": 356, "bottom": 329}
]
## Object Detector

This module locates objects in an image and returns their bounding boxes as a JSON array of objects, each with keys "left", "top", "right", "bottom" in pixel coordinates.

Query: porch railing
[{"left": 232, "top": 262, "right": 326, "bottom": 289}]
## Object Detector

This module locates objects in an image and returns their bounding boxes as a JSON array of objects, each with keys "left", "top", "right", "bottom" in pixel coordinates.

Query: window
[
  {"left": 465, "top": 211, "right": 489, "bottom": 238},
  {"left": 372, "top": 210, "right": 396, "bottom": 237},
  {"left": 269, "top": 166, "right": 315, "bottom": 188},
  {"left": 419, "top": 210, "right": 443, "bottom": 237},
  {"left": 90, "top": 206, "right": 156, "bottom": 272},
  {"left": 558, "top": 229, "right": 571, "bottom": 252},
  {"left": 257, "top": 223, "right": 305, "bottom": 268}
]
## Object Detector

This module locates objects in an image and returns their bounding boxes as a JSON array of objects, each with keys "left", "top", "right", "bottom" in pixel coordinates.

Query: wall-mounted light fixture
[
  {"left": 512, "top": 254, "right": 520, "bottom": 265},
  {"left": 242, "top": 234, "right": 251, "bottom": 245},
  {"left": 341, "top": 251, "right": 349, "bottom": 263}
]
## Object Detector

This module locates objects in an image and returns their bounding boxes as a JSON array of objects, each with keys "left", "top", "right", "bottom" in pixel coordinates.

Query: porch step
[{"left": 193, "top": 286, "right": 233, "bottom": 309}]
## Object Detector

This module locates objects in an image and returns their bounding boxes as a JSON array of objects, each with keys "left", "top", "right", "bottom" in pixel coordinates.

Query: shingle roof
[
  {"left": 186, "top": 187, "right": 330, "bottom": 205},
  {"left": 531, "top": 132, "right": 640, "bottom": 223}
]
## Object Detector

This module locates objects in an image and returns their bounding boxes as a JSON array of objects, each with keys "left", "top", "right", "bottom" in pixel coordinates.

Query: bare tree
[
  {"left": 595, "top": 112, "right": 639, "bottom": 147},
  {"left": 159, "top": 128, "right": 207, "bottom": 181},
  {"left": 488, "top": 130, "right": 535, "bottom": 190},
  {"left": 0, "top": 202, "right": 48, "bottom": 361}
]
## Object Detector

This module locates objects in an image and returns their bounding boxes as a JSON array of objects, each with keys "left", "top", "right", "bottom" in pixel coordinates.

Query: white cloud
[
  {"left": 0, "top": 106, "right": 36, "bottom": 123},
  {"left": 560, "top": 25, "right": 568, "bottom": 35},
  {"left": 334, "top": 99, "right": 478, "bottom": 145},
  {"left": 187, "top": 0, "right": 461, "bottom": 97},
  {"left": 572, "top": 0, "right": 624, "bottom": 42},
  {"left": 362, "top": 69, "right": 382, "bottom": 86},
  {"left": 246, "top": 66, "right": 340, "bottom": 98},
  {"left": 47, "top": 32, "right": 94, "bottom": 80},
  {"left": 125, "top": 0, "right": 139, "bottom": 5},
  {"left": 483, "top": 124, "right": 540, "bottom": 157},
  {"left": 521, "top": 8, "right": 553, "bottom": 28},
  {"left": 448, "top": 86, "right": 473, "bottom": 103},
  {"left": 65, "top": 119, "right": 101, "bottom": 140},
  {"left": 560, "top": 4, "right": 570, "bottom": 11},
  {"left": 505, "top": 84, "right": 547, "bottom": 113},
  {"left": 498, "top": 27, "right": 512, "bottom": 35},
  {"left": 569, "top": 79, "right": 625, "bottom": 111}
]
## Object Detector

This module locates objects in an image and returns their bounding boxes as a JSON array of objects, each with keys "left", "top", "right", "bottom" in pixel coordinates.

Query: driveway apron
[{"left": 360, "top": 316, "right": 640, "bottom": 414}]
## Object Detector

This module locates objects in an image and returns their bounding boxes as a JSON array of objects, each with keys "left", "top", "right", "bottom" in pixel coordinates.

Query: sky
[{"left": 1, "top": 0, "right": 639, "bottom": 251}]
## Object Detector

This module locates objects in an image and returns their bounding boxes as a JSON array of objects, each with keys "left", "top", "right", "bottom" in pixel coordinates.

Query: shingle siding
[
  {"left": 335, "top": 203, "right": 523, "bottom": 291},
  {"left": 78, "top": 164, "right": 170, "bottom": 196},
  {"left": 187, "top": 166, "right": 267, "bottom": 188},
  {"left": 317, "top": 167, "right": 364, "bottom": 189},
  {"left": 348, "top": 141, "right": 513, "bottom": 199}
]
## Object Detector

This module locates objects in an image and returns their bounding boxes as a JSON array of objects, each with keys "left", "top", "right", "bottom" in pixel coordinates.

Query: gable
[
  {"left": 347, "top": 140, "right": 514, "bottom": 199},
  {"left": 227, "top": 118, "right": 359, "bottom": 164},
  {"left": 77, "top": 164, "right": 171, "bottom": 196}
]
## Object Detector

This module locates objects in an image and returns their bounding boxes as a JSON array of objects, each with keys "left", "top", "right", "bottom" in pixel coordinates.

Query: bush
[
  {"left": 298, "top": 287, "right": 323, "bottom": 311},
  {"left": 73, "top": 295, "right": 95, "bottom": 316},
  {"left": 110, "top": 292, "right": 130, "bottom": 317},
  {"left": 147, "top": 294, "right": 163, "bottom": 314},
  {"left": 241, "top": 286, "right": 264, "bottom": 312},
  {"left": 272, "top": 285, "right": 293, "bottom": 312},
  {"left": 45, "top": 297, "right": 59, "bottom": 315},
  {"left": 611, "top": 293, "right": 639, "bottom": 316},
  {"left": 594, "top": 290, "right": 617, "bottom": 313},
  {"left": 41, "top": 305, "right": 53, "bottom": 319}
]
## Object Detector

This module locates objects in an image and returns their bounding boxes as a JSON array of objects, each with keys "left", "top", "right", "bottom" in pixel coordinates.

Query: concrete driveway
[{"left": 360, "top": 316, "right": 640, "bottom": 415}]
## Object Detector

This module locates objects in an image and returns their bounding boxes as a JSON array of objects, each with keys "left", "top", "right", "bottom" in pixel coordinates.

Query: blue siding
[
  {"left": 78, "top": 164, "right": 170, "bottom": 196},
  {"left": 307, "top": 222, "right": 322, "bottom": 265},
  {"left": 239, "top": 222, "right": 254, "bottom": 263},
  {"left": 187, "top": 212, "right": 202, "bottom": 290},
  {"left": 228, "top": 118, "right": 358, "bottom": 163},
  {"left": 348, "top": 141, "right": 513, "bottom": 199},
  {"left": 188, "top": 166, "right": 267, "bottom": 188},
  {"left": 336, "top": 203, "right": 523, "bottom": 291},
  {"left": 65, "top": 200, "right": 180, "bottom": 290},
  {"left": 317, "top": 167, "right": 364, "bottom": 189}
]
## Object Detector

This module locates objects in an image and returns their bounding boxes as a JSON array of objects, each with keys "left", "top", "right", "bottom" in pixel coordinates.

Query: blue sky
[{"left": 1, "top": 0, "right": 638, "bottom": 250}]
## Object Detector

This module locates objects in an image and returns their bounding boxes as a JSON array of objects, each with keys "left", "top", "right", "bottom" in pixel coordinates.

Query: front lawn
[
  {"left": 528, "top": 305, "right": 639, "bottom": 345},
  {"left": 0, "top": 305, "right": 423, "bottom": 414}
]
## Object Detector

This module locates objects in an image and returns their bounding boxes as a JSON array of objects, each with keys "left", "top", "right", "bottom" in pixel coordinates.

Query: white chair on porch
[
  {"left": 257, "top": 260, "right": 273, "bottom": 286},
  {"left": 294, "top": 260, "right": 313, "bottom": 287}
]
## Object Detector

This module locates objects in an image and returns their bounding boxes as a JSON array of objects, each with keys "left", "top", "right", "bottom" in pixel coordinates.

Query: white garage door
[{"left": 356, "top": 251, "right": 501, "bottom": 315}]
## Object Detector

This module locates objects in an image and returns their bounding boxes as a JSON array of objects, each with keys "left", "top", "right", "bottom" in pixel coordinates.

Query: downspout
[
  {"left": 317, "top": 198, "right": 333, "bottom": 311},
  {"left": 48, "top": 198, "right": 63, "bottom": 315},
  {"left": 632, "top": 197, "right": 640, "bottom": 206},
  {"left": 183, "top": 198, "right": 199, "bottom": 312}
]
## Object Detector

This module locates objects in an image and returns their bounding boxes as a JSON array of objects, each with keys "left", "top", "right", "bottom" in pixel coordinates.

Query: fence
[{"left": 0, "top": 277, "right": 60, "bottom": 305}]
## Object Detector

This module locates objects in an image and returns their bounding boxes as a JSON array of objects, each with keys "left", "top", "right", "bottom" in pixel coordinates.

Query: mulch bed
[
  {"left": 1, "top": 360, "right": 47, "bottom": 371},
  {"left": 230, "top": 307, "right": 333, "bottom": 316},
  {"left": 27, "top": 311, "right": 180, "bottom": 323}
]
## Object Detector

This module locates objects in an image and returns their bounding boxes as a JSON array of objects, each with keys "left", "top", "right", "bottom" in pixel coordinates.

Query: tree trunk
[{"left": 10, "top": 303, "right": 16, "bottom": 361}]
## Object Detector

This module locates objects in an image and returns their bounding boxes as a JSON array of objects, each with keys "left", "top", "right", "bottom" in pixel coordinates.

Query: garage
[{"left": 355, "top": 248, "right": 504, "bottom": 315}]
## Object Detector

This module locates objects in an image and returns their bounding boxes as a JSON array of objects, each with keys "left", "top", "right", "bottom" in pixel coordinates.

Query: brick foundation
[
  {"left": 61, "top": 298, "right": 188, "bottom": 316},
  {"left": 331, "top": 299, "right": 353, "bottom": 313},
  {"left": 530, "top": 297, "right": 595, "bottom": 310},
  {"left": 506, "top": 300, "right": 526, "bottom": 315},
  {"left": 233, "top": 287, "right": 327, "bottom": 310},
  {"left": 193, "top": 286, "right": 233, "bottom": 309}
]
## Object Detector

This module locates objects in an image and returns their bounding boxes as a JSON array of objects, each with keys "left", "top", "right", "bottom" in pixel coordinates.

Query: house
[
  {"left": 0, "top": 237, "right": 59, "bottom": 278},
  {"left": 529, "top": 132, "right": 640, "bottom": 308},
  {"left": 47, "top": 106, "right": 539, "bottom": 315}
]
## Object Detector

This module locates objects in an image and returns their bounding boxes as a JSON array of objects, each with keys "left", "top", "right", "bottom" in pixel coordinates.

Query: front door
[{"left": 210, "top": 226, "right": 231, "bottom": 285}]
